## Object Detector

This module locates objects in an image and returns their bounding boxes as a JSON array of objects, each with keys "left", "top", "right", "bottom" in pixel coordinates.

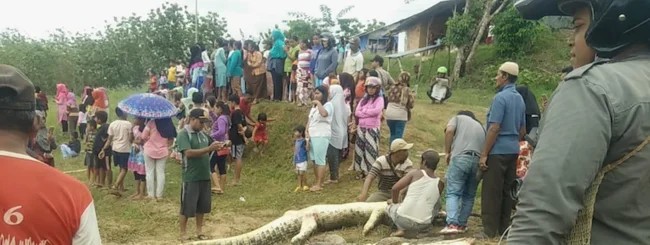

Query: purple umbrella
[{"left": 117, "top": 93, "right": 177, "bottom": 119}]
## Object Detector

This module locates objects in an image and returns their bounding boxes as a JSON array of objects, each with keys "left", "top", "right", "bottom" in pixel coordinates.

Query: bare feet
[
  {"left": 309, "top": 185, "right": 323, "bottom": 192},
  {"left": 323, "top": 180, "right": 338, "bottom": 185},
  {"left": 390, "top": 229, "right": 405, "bottom": 237}
]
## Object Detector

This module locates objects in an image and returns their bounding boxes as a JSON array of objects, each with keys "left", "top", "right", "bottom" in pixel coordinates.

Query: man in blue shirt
[{"left": 477, "top": 61, "right": 526, "bottom": 239}]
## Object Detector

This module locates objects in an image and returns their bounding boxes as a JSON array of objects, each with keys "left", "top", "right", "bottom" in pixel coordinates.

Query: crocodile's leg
[
  {"left": 363, "top": 207, "right": 386, "bottom": 236},
  {"left": 290, "top": 214, "right": 318, "bottom": 244}
]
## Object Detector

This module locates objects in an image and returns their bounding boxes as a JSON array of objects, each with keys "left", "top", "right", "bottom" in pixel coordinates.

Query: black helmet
[{"left": 515, "top": 0, "right": 650, "bottom": 58}]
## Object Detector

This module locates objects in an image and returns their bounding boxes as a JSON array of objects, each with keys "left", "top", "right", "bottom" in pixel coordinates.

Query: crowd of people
[{"left": 3, "top": 0, "right": 650, "bottom": 243}]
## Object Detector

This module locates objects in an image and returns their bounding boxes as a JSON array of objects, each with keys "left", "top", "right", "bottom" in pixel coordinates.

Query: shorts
[
  {"left": 93, "top": 155, "right": 108, "bottom": 170},
  {"left": 180, "top": 180, "right": 212, "bottom": 217},
  {"left": 134, "top": 172, "right": 146, "bottom": 181},
  {"left": 309, "top": 137, "right": 330, "bottom": 166},
  {"left": 231, "top": 144, "right": 245, "bottom": 160},
  {"left": 84, "top": 153, "right": 94, "bottom": 167},
  {"left": 113, "top": 152, "right": 130, "bottom": 169},
  {"left": 295, "top": 161, "right": 307, "bottom": 173},
  {"left": 210, "top": 153, "right": 228, "bottom": 175}
]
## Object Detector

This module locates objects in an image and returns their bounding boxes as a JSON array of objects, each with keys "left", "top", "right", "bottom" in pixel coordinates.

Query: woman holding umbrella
[{"left": 118, "top": 93, "right": 178, "bottom": 200}]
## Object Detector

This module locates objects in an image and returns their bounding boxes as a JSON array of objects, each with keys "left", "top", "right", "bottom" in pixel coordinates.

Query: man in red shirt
[{"left": 0, "top": 64, "right": 102, "bottom": 244}]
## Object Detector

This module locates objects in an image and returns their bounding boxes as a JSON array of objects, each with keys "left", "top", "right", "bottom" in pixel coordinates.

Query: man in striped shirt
[
  {"left": 0, "top": 64, "right": 101, "bottom": 244},
  {"left": 357, "top": 139, "right": 414, "bottom": 202}
]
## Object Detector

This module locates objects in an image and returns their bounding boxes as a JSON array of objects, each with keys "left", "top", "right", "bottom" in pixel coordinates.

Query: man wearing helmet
[
  {"left": 428, "top": 66, "right": 452, "bottom": 104},
  {"left": 508, "top": 0, "right": 650, "bottom": 244}
]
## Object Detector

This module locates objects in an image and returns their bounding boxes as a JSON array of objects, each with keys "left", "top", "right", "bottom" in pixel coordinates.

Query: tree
[
  {"left": 284, "top": 5, "right": 363, "bottom": 39},
  {"left": 492, "top": 6, "right": 542, "bottom": 58},
  {"left": 364, "top": 19, "right": 386, "bottom": 33},
  {"left": 446, "top": 0, "right": 511, "bottom": 83}
]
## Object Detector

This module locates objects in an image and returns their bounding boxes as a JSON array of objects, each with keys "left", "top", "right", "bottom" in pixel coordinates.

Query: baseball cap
[
  {"left": 0, "top": 65, "right": 35, "bottom": 111},
  {"left": 390, "top": 139, "right": 414, "bottom": 153},
  {"left": 499, "top": 62, "right": 520, "bottom": 76},
  {"left": 188, "top": 108, "right": 209, "bottom": 122}
]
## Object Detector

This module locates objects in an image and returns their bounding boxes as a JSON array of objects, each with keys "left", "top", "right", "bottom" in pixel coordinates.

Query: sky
[{"left": 0, "top": 0, "right": 441, "bottom": 39}]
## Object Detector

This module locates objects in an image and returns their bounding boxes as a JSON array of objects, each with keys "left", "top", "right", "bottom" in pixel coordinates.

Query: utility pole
[{"left": 195, "top": 0, "right": 199, "bottom": 43}]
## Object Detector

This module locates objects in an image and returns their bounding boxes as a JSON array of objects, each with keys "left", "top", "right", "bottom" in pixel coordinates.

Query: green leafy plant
[{"left": 491, "top": 6, "right": 544, "bottom": 58}]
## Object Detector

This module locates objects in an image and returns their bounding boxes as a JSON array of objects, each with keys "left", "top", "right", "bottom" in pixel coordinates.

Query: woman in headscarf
[
  {"left": 81, "top": 86, "right": 94, "bottom": 108},
  {"left": 515, "top": 85, "right": 541, "bottom": 134},
  {"left": 268, "top": 28, "right": 287, "bottom": 101},
  {"left": 55, "top": 83, "right": 69, "bottom": 133},
  {"left": 384, "top": 72, "right": 414, "bottom": 145},
  {"left": 353, "top": 77, "right": 384, "bottom": 179},
  {"left": 306, "top": 86, "right": 332, "bottom": 192},
  {"left": 66, "top": 88, "right": 79, "bottom": 137},
  {"left": 314, "top": 33, "right": 339, "bottom": 88},
  {"left": 337, "top": 72, "right": 355, "bottom": 160},
  {"left": 325, "top": 84, "right": 350, "bottom": 185},
  {"left": 92, "top": 88, "right": 108, "bottom": 117},
  {"left": 189, "top": 43, "right": 204, "bottom": 90},
  {"left": 142, "top": 118, "right": 177, "bottom": 200},
  {"left": 213, "top": 38, "right": 228, "bottom": 101}
]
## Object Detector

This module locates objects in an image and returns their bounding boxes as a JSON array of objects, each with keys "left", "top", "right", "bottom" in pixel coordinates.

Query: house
[
  {"left": 389, "top": 0, "right": 462, "bottom": 53},
  {"left": 352, "top": 23, "right": 398, "bottom": 52}
]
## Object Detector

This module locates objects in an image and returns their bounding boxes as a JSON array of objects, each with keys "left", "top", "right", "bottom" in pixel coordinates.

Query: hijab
[
  {"left": 154, "top": 118, "right": 178, "bottom": 139},
  {"left": 516, "top": 85, "right": 540, "bottom": 116},
  {"left": 92, "top": 88, "right": 107, "bottom": 109},
  {"left": 56, "top": 83, "right": 68, "bottom": 103},
  {"left": 82, "top": 86, "right": 94, "bottom": 106},
  {"left": 328, "top": 84, "right": 349, "bottom": 149},
  {"left": 66, "top": 90, "right": 77, "bottom": 107}
]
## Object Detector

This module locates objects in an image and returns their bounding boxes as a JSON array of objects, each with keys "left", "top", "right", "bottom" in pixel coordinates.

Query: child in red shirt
[{"left": 252, "top": 112, "right": 273, "bottom": 155}]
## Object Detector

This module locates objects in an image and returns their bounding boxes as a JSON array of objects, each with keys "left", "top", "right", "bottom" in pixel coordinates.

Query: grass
[{"left": 48, "top": 86, "right": 500, "bottom": 244}]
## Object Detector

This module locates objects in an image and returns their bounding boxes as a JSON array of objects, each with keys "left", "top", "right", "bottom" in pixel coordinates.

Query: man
[
  {"left": 441, "top": 111, "right": 486, "bottom": 234},
  {"left": 509, "top": 0, "right": 650, "bottom": 244},
  {"left": 343, "top": 37, "right": 364, "bottom": 79},
  {"left": 370, "top": 55, "right": 395, "bottom": 93},
  {"left": 357, "top": 139, "right": 414, "bottom": 202},
  {"left": 477, "top": 61, "right": 526, "bottom": 239},
  {"left": 101, "top": 107, "right": 133, "bottom": 193},
  {"left": 176, "top": 109, "right": 225, "bottom": 241},
  {"left": 0, "top": 64, "right": 101, "bottom": 244},
  {"left": 284, "top": 36, "right": 300, "bottom": 102}
]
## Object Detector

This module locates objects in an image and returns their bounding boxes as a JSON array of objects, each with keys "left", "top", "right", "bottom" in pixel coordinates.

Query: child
[
  {"left": 101, "top": 107, "right": 133, "bottom": 193},
  {"left": 252, "top": 112, "right": 272, "bottom": 154},
  {"left": 93, "top": 111, "right": 110, "bottom": 188},
  {"left": 128, "top": 117, "right": 146, "bottom": 200},
  {"left": 159, "top": 70, "right": 168, "bottom": 91},
  {"left": 84, "top": 119, "right": 98, "bottom": 185},
  {"left": 293, "top": 125, "right": 309, "bottom": 192},
  {"left": 355, "top": 68, "right": 369, "bottom": 105},
  {"left": 78, "top": 104, "right": 88, "bottom": 140},
  {"left": 60, "top": 131, "right": 81, "bottom": 158},
  {"left": 229, "top": 94, "right": 247, "bottom": 186}
]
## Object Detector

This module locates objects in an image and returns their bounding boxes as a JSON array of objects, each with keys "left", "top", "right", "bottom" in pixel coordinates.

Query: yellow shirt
[{"left": 168, "top": 66, "right": 177, "bottom": 82}]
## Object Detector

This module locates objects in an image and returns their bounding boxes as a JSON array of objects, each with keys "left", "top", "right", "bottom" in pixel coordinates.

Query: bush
[{"left": 492, "top": 6, "right": 546, "bottom": 58}]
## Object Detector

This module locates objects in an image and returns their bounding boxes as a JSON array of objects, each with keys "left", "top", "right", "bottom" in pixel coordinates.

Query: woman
[
  {"left": 313, "top": 33, "right": 339, "bottom": 88},
  {"left": 268, "top": 28, "right": 286, "bottom": 101},
  {"left": 326, "top": 85, "right": 349, "bottom": 185},
  {"left": 92, "top": 88, "right": 109, "bottom": 116},
  {"left": 296, "top": 39, "right": 313, "bottom": 106},
  {"left": 181, "top": 88, "right": 199, "bottom": 117},
  {"left": 213, "top": 38, "right": 228, "bottom": 101},
  {"left": 306, "top": 86, "right": 333, "bottom": 192},
  {"left": 209, "top": 101, "right": 230, "bottom": 194},
  {"left": 515, "top": 84, "right": 540, "bottom": 134},
  {"left": 141, "top": 118, "right": 177, "bottom": 200},
  {"left": 189, "top": 43, "right": 204, "bottom": 90},
  {"left": 66, "top": 88, "right": 79, "bottom": 137},
  {"left": 384, "top": 72, "right": 414, "bottom": 145},
  {"left": 55, "top": 83, "right": 69, "bottom": 133},
  {"left": 246, "top": 42, "right": 267, "bottom": 103},
  {"left": 227, "top": 41, "right": 244, "bottom": 97},
  {"left": 81, "top": 86, "right": 94, "bottom": 108},
  {"left": 354, "top": 77, "right": 384, "bottom": 179}
]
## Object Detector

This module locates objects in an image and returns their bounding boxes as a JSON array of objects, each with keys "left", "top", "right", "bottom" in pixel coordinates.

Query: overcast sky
[{"left": 1, "top": 0, "right": 441, "bottom": 39}]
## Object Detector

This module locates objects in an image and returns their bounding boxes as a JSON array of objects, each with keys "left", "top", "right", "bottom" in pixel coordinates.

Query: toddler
[
  {"left": 252, "top": 112, "right": 272, "bottom": 154},
  {"left": 61, "top": 131, "right": 81, "bottom": 158},
  {"left": 293, "top": 125, "right": 309, "bottom": 192}
]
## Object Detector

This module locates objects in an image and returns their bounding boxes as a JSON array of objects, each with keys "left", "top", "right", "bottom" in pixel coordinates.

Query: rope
[{"left": 566, "top": 136, "right": 650, "bottom": 244}]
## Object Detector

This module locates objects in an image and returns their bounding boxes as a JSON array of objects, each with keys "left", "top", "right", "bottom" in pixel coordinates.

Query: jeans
[
  {"left": 60, "top": 144, "right": 78, "bottom": 158},
  {"left": 145, "top": 155, "right": 167, "bottom": 198},
  {"left": 191, "top": 66, "right": 202, "bottom": 88},
  {"left": 445, "top": 154, "right": 480, "bottom": 227},
  {"left": 386, "top": 120, "right": 407, "bottom": 145}
]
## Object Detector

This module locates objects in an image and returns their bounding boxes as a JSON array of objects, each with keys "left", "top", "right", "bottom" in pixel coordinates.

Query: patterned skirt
[
  {"left": 354, "top": 127, "right": 380, "bottom": 175},
  {"left": 128, "top": 145, "right": 146, "bottom": 175}
]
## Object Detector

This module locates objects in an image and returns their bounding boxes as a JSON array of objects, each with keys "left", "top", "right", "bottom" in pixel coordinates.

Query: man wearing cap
[
  {"left": 357, "top": 138, "right": 414, "bottom": 202},
  {"left": 343, "top": 37, "right": 364, "bottom": 79},
  {"left": 508, "top": 0, "right": 650, "bottom": 244},
  {"left": 176, "top": 108, "right": 227, "bottom": 241},
  {"left": 0, "top": 64, "right": 101, "bottom": 244},
  {"left": 477, "top": 61, "right": 526, "bottom": 239}
]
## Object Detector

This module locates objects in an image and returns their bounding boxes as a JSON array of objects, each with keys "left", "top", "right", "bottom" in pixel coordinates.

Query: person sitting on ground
[
  {"left": 428, "top": 66, "right": 452, "bottom": 104},
  {"left": 357, "top": 138, "right": 414, "bottom": 202},
  {"left": 61, "top": 131, "right": 81, "bottom": 158},
  {"left": 386, "top": 149, "right": 444, "bottom": 237}
]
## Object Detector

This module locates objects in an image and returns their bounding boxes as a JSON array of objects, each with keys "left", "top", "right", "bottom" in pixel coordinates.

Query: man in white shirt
[{"left": 343, "top": 37, "right": 364, "bottom": 79}]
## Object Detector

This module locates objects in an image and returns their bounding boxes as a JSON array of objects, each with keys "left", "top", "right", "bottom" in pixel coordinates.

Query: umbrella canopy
[{"left": 117, "top": 93, "right": 177, "bottom": 119}]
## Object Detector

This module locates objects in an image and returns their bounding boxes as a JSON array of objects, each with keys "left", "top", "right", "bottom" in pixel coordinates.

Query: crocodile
[
  {"left": 188, "top": 202, "right": 474, "bottom": 245},
  {"left": 189, "top": 202, "right": 388, "bottom": 245}
]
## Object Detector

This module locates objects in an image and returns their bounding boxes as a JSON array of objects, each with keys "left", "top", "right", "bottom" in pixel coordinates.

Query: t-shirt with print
[
  {"left": 92, "top": 124, "right": 109, "bottom": 155},
  {"left": 85, "top": 129, "right": 96, "bottom": 154},
  {"left": 230, "top": 109, "right": 246, "bottom": 145},
  {"left": 108, "top": 119, "right": 133, "bottom": 153},
  {"left": 176, "top": 128, "right": 211, "bottom": 182},
  {"left": 0, "top": 151, "right": 101, "bottom": 244},
  {"left": 369, "top": 155, "right": 413, "bottom": 192}
]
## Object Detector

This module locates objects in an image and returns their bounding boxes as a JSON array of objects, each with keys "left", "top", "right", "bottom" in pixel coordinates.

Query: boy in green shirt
[{"left": 176, "top": 109, "right": 227, "bottom": 241}]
